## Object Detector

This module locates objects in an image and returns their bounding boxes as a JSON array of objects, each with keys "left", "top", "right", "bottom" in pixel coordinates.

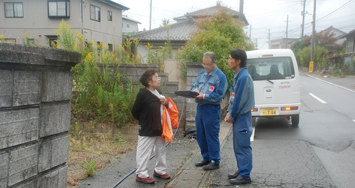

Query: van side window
[{"left": 247, "top": 57, "right": 295, "bottom": 81}]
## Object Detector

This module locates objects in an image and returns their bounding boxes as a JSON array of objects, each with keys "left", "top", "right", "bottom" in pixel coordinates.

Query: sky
[{"left": 114, "top": 0, "right": 355, "bottom": 49}]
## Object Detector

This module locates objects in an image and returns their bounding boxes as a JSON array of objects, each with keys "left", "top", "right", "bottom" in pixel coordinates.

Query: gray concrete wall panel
[
  {"left": 37, "top": 169, "right": 58, "bottom": 188},
  {"left": 40, "top": 103, "right": 71, "bottom": 138},
  {"left": 0, "top": 70, "right": 13, "bottom": 108},
  {"left": 8, "top": 144, "right": 38, "bottom": 186},
  {"left": 0, "top": 152, "right": 8, "bottom": 188},
  {"left": 0, "top": 108, "right": 39, "bottom": 149},
  {"left": 13, "top": 180, "right": 37, "bottom": 188},
  {"left": 37, "top": 165, "right": 67, "bottom": 188},
  {"left": 57, "top": 166, "right": 68, "bottom": 188},
  {"left": 51, "top": 136, "right": 70, "bottom": 170},
  {"left": 13, "top": 71, "right": 42, "bottom": 106},
  {"left": 42, "top": 72, "right": 73, "bottom": 102}
]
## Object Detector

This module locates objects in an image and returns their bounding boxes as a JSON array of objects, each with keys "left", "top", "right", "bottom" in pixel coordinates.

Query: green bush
[
  {"left": 298, "top": 45, "right": 328, "bottom": 71},
  {"left": 54, "top": 20, "right": 139, "bottom": 127},
  {"left": 291, "top": 40, "right": 305, "bottom": 65},
  {"left": 176, "top": 7, "right": 255, "bottom": 86}
]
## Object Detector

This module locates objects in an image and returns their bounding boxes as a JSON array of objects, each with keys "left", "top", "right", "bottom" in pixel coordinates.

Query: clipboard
[{"left": 174, "top": 90, "right": 199, "bottom": 98}]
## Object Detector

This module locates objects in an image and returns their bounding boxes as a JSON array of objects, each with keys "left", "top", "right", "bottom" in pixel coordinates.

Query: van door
[{"left": 247, "top": 56, "right": 300, "bottom": 114}]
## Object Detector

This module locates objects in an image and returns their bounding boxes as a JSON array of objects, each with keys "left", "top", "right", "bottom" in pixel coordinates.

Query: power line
[
  {"left": 153, "top": 6, "right": 181, "bottom": 15},
  {"left": 189, "top": 0, "right": 199, "bottom": 12},
  {"left": 246, "top": 2, "right": 299, "bottom": 18},
  {"left": 316, "top": 0, "right": 354, "bottom": 21}
]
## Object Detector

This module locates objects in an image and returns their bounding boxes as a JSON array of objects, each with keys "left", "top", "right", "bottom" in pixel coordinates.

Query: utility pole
[
  {"left": 311, "top": 0, "right": 316, "bottom": 62},
  {"left": 249, "top": 25, "right": 252, "bottom": 38},
  {"left": 239, "top": 0, "right": 244, "bottom": 24},
  {"left": 301, "top": 0, "right": 306, "bottom": 40},
  {"left": 268, "top": 29, "right": 271, "bottom": 49},
  {"left": 149, "top": 0, "right": 152, "bottom": 30},
  {"left": 286, "top": 15, "right": 289, "bottom": 49}
]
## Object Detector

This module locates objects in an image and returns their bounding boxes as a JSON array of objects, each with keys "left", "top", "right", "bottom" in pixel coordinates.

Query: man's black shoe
[
  {"left": 229, "top": 176, "right": 251, "bottom": 185},
  {"left": 228, "top": 170, "right": 239, "bottom": 179},
  {"left": 203, "top": 161, "right": 219, "bottom": 170},
  {"left": 195, "top": 160, "right": 211, "bottom": 167}
]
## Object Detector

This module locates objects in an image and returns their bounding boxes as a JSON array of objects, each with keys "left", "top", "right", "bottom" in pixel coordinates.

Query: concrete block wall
[
  {"left": 185, "top": 63, "right": 204, "bottom": 129},
  {"left": 184, "top": 62, "right": 230, "bottom": 129},
  {"left": 0, "top": 43, "right": 80, "bottom": 188}
]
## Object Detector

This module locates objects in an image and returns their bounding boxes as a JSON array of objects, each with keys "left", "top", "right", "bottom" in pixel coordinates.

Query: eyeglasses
[
  {"left": 152, "top": 75, "right": 161, "bottom": 80},
  {"left": 202, "top": 63, "right": 213, "bottom": 67}
]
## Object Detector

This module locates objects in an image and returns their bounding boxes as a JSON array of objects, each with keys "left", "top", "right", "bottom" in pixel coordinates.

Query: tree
[
  {"left": 291, "top": 40, "right": 306, "bottom": 65},
  {"left": 298, "top": 46, "right": 328, "bottom": 70},
  {"left": 176, "top": 7, "right": 255, "bottom": 86},
  {"left": 303, "top": 30, "right": 343, "bottom": 52}
]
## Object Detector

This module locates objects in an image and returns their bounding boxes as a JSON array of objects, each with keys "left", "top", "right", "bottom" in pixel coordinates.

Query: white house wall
[
  {"left": 0, "top": 0, "right": 124, "bottom": 46},
  {"left": 122, "top": 19, "right": 139, "bottom": 34},
  {"left": 137, "top": 43, "right": 181, "bottom": 64},
  {"left": 82, "top": 1, "right": 123, "bottom": 46},
  {"left": 137, "top": 43, "right": 148, "bottom": 63}
]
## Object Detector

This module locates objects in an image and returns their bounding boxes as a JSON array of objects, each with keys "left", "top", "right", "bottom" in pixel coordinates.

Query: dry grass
[{"left": 66, "top": 122, "right": 139, "bottom": 187}]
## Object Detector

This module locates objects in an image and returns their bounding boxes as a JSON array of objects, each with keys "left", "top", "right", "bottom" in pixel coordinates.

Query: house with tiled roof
[
  {"left": 319, "top": 26, "right": 346, "bottom": 45},
  {"left": 122, "top": 15, "right": 141, "bottom": 35},
  {"left": 131, "top": 1, "right": 248, "bottom": 62},
  {"left": 342, "top": 29, "right": 355, "bottom": 53}
]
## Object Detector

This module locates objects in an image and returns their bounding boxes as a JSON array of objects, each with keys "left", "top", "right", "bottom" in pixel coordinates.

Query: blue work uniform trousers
[
  {"left": 195, "top": 104, "right": 221, "bottom": 164},
  {"left": 233, "top": 111, "right": 253, "bottom": 178}
]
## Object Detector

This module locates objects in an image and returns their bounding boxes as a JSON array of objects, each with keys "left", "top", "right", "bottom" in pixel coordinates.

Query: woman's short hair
[
  {"left": 140, "top": 68, "right": 158, "bottom": 87},
  {"left": 230, "top": 49, "right": 247, "bottom": 68}
]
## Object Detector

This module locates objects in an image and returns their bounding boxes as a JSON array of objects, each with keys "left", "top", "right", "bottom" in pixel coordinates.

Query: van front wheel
[{"left": 291, "top": 114, "right": 299, "bottom": 127}]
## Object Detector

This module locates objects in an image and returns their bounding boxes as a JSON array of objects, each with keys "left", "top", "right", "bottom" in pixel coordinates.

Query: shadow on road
[{"left": 253, "top": 117, "right": 301, "bottom": 140}]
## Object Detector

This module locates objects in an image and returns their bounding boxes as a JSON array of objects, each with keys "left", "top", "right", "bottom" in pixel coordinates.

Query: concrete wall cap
[{"left": 0, "top": 43, "right": 81, "bottom": 64}]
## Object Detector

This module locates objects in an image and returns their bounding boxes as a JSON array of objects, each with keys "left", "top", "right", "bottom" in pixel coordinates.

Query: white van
[{"left": 246, "top": 49, "right": 301, "bottom": 127}]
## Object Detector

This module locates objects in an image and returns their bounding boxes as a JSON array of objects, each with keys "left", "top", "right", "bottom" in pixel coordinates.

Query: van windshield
[{"left": 246, "top": 57, "right": 295, "bottom": 81}]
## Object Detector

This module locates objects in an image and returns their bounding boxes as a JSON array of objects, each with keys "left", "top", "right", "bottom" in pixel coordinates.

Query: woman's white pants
[{"left": 136, "top": 136, "right": 167, "bottom": 178}]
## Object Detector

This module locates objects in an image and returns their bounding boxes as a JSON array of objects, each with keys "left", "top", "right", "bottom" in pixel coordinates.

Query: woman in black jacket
[{"left": 131, "top": 68, "right": 171, "bottom": 184}]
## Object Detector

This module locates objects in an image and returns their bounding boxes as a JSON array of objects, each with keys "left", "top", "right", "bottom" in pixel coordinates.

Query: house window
[
  {"left": 47, "top": 36, "right": 58, "bottom": 47},
  {"left": 97, "top": 41, "right": 102, "bottom": 52},
  {"left": 48, "top": 0, "right": 70, "bottom": 18},
  {"left": 108, "top": 44, "right": 113, "bottom": 51},
  {"left": 127, "top": 24, "right": 130, "bottom": 28},
  {"left": 25, "top": 38, "right": 35, "bottom": 45},
  {"left": 90, "top": 5, "right": 100, "bottom": 22},
  {"left": 4, "top": 2, "right": 23, "bottom": 18},
  {"left": 5, "top": 38, "right": 16, "bottom": 44},
  {"left": 108, "top": 10, "right": 112, "bottom": 21},
  {"left": 122, "top": 23, "right": 124, "bottom": 28}
]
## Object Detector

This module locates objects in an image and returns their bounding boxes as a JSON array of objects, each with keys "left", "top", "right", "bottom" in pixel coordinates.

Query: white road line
[
  {"left": 309, "top": 93, "right": 327, "bottom": 104},
  {"left": 306, "top": 74, "right": 355, "bottom": 93},
  {"left": 250, "top": 128, "right": 255, "bottom": 142},
  {"left": 353, "top": 120, "right": 355, "bottom": 123}
]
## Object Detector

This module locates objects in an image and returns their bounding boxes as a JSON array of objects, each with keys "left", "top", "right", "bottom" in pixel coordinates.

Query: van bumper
[{"left": 251, "top": 103, "right": 301, "bottom": 117}]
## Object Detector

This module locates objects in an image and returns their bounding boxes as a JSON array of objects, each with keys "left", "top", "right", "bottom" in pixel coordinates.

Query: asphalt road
[
  {"left": 205, "top": 73, "right": 355, "bottom": 188},
  {"left": 255, "top": 73, "right": 355, "bottom": 152}
]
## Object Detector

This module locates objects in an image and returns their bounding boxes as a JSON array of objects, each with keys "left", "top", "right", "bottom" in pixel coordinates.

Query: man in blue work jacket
[
  {"left": 191, "top": 52, "right": 227, "bottom": 170},
  {"left": 225, "top": 49, "right": 255, "bottom": 185}
]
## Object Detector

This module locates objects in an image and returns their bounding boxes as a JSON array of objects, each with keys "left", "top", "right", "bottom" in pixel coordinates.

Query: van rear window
[{"left": 246, "top": 57, "right": 295, "bottom": 81}]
